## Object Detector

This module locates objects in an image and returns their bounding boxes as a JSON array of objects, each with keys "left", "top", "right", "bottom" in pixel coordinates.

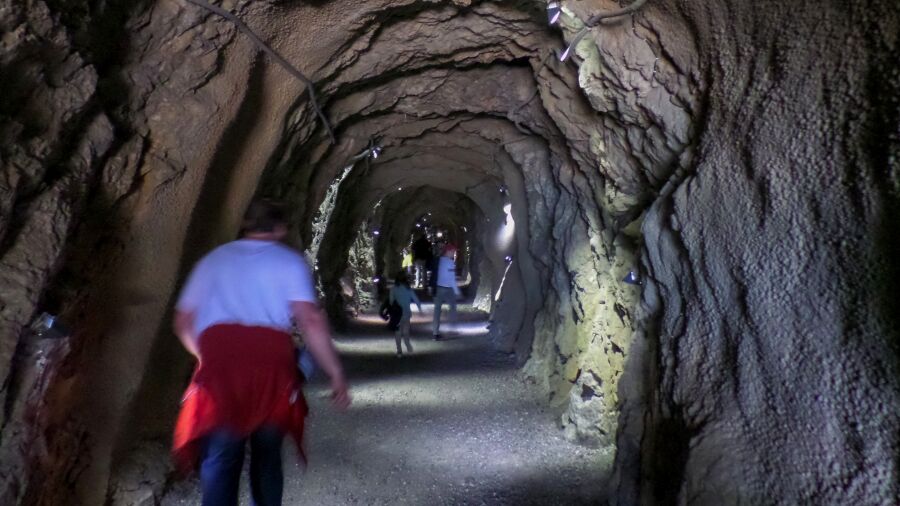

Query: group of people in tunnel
[
  {"left": 169, "top": 198, "right": 464, "bottom": 505},
  {"left": 388, "top": 236, "right": 461, "bottom": 357}
]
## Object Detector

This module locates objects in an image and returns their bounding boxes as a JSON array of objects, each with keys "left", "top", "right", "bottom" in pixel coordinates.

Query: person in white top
[
  {"left": 432, "top": 244, "right": 460, "bottom": 339},
  {"left": 172, "top": 199, "right": 349, "bottom": 506}
]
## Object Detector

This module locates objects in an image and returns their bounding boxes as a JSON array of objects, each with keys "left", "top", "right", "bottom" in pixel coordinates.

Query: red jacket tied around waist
[{"left": 172, "top": 324, "right": 307, "bottom": 474}]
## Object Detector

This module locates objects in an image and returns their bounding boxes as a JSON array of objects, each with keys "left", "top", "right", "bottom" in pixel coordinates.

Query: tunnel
[{"left": 0, "top": 0, "right": 898, "bottom": 504}]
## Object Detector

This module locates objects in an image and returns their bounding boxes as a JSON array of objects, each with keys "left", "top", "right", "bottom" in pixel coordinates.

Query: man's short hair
[{"left": 241, "top": 198, "right": 286, "bottom": 233}]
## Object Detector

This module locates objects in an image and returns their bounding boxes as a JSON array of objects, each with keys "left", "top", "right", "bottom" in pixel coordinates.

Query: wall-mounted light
[
  {"left": 462, "top": 226, "right": 468, "bottom": 232},
  {"left": 503, "top": 202, "right": 512, "bottom": 220},
  {"left": 558, "top": 0, "right": 648, "bottom": 62},
  {"left": 559, "top": 31, "right": 587, "bottom": 62},
  {"left": 547, "top": 1, "right": 561, "bottom": 25},
  {"left": 352, "top": 139, "right": 384, "bottom": 162},
  {"left": 436, "top": 231, "right": 444, "bottom": 238},
  {"left": 372, "top": 229, "right": 381, "bottom": 236},
  {"left": 373, "top": 276, "right": 381, "bottom": 283},
  {"left": 415, "top": 223, "right": 422, "bottom": 228},
  {"left": 622, "top": 270, "right": 641, "bottom": 285},
  {"left": 495, "top": 257, "right": 514, "bottom": 301},
  {"left": 504, "top": 255, "right": 513, "bottom": 263},
  {"left": 30, "top": 312, "right": 69, "bottom": 339}
]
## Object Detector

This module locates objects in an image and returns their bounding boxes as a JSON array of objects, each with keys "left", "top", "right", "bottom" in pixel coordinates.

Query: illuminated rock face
[{"left": 0, "top": 0, "right": 898, "bottom": 504}]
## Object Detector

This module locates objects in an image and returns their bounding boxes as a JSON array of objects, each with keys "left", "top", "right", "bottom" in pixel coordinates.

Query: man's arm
[
  {"left": 174, "top": 309, "right": 200, "bottom": 359},
  {"left": 291, "top": 301, "right": 350, "bottom": 409}
]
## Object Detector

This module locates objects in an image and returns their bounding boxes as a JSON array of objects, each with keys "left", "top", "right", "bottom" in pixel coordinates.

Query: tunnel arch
[
  {"left": 370, "top": 186, "right": 481, "bottom": 287},
  {"left": 310, "top": 136, "right": 542, "bottom": 353}
]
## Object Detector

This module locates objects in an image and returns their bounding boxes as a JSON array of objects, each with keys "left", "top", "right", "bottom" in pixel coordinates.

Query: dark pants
[{"left": 201, "top": 426, "right": 284, "bottom": 506}]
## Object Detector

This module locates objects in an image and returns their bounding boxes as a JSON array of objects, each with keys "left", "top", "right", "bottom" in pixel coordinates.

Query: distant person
[
  {"left": 401, "top": 247, "right": 414, "bottom": 275},
  {"left": 389, "top": 271, "right": 422, "bottom": 357},
  {"left": 412, "top": 234, "right": 432, "bottom": 288},
  {"left": 432, "top": 244, "right": 460, "bottom": 340},
  {"left": 172, "top": 199, "right": 350, "bottom": 506},
  {"left": 427, "top": 240, "right": 445, "bottom": 295}
]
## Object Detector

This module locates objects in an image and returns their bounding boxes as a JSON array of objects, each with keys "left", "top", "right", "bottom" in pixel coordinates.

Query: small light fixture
[
  {"left": 373, "top": 276, "right": 381, "bottom": 283},
  {"left": 370, "top": 145, "right": 382, "bottom": 159},
  {"left": 373, "top": 229, "right": 380, "bottom": 236},
  {"left": 498, "top": 184, "right": 509, "bottom": 194},
  {"left": 547, "top": 1, "right": 561, "bottom": 25},
  {"left": 30, "top": 312, "right": 69, "bottom": 339},
  {"left": 504, "top": 255, "right": 513, "bottom": 263},
  {"left": 416, "top": 223, "right": 422, "bottom": 228},
  {"left": 462, "top": 226, "right": 468, "bottom": 232},
  {"left": 397, "top": 186, "right": 403, "bottom": 191},
  {"left": 559, "top": 27, "right": 589, "bottom": 62},
  {"left": 622, "top": 270, "right": 641, "bottom": 285},
  {"left": 437, "top": 231, "right": 444, "bottom": 238}
]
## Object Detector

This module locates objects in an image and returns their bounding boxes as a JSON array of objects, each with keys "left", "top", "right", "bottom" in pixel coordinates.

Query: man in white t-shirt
[
  {"left": 171, "top": 199, "right": 349, "bottom": 506},
  {"left": 432, "top": 244, "right": 460, "bottom": 339}
]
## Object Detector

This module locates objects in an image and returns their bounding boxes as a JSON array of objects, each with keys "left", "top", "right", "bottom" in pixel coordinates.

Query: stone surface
[
  {"left": 0, "top": 0, "right": 896, "bottom": 504},
  {"left": 610, "top": 1, "right": 900, "bottom": 504}
]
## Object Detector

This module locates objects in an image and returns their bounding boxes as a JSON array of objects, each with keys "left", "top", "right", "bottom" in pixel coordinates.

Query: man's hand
[
  {"left": 292, "top": 301, "right": 351, "bottom": 410},
  {"left": 330, "top": 376, "right": 351, "bottom": 410}
]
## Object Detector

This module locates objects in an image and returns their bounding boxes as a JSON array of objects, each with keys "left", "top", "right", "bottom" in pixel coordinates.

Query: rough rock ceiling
[{"left": 0, "top": 0, "right": 898, "bottom": 505}]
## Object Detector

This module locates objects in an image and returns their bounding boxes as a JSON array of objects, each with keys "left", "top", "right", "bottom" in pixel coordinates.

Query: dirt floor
[{"left": 161, "top": 305, "right": 610, "bottom": 505}]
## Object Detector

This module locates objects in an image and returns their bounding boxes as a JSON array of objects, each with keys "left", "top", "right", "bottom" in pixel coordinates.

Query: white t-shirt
[
  {"left": 436, "top": 256, "right": 457, "bottom": 289},
  {"left": 176, "top": 239, "right": 317, "bottom": 335}
]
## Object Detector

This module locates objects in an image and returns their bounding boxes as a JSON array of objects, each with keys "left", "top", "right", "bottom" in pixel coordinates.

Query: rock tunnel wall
[
  {"left": 610, "top": 1, "right": 900, "bottom": 504},
  {"left": 0, "top": 0, "right": 897, "bottom": 504}
]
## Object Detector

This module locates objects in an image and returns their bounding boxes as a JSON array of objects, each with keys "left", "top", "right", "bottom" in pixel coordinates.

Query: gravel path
[{"left": 162, "top": 306, "right": 610, "bottom": 505}]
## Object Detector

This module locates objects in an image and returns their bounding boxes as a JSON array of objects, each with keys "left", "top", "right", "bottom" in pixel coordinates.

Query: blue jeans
[
  {"left": 201, "top": 426, "right": 284, "bottom": 506},
  {"left": 432, "top": 286, "right": 458, "bottom": 335}
]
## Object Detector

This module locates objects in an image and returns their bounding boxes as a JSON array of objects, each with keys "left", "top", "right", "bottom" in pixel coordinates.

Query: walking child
[{"left": 389, "top": 271, "right": 422, "bottom": 357}]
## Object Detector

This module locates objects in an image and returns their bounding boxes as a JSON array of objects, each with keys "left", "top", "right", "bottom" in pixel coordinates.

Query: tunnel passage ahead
[{"left": 1, "top": 0, "right": 898, "bottom": 505}]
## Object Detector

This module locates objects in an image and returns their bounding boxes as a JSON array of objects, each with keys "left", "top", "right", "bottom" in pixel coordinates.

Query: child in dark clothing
[{"left": 388, "top": 271, "right": 422, "bottom": 357}]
